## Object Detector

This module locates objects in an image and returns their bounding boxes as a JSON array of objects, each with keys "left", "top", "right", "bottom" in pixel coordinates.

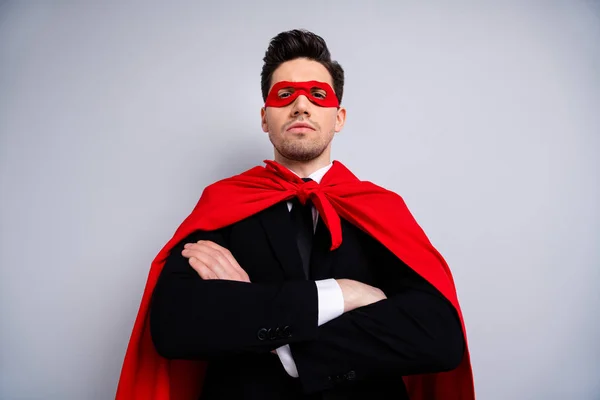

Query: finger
[
  {"left": 183, "top": 245, "right": 243, "bottom": 281},
  {"left": 197, "top": 241, "right": 250, "bottom": 282},
  {"left": 186, "top": 249, "right": 230, "bottom": 279},
  {"left": 201, "top": 241, "right": 244, "bottom": 271},
  {"left": 188, "top": 257, "right": 218, "bottom": 280},
  {"left": 188, "top": 242, "right": 247, "bottom": 282},
  {"left": 198, "top": 241, "right": 243, "bottom": 275}
]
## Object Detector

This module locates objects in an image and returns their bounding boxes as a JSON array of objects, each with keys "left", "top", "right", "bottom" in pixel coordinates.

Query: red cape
[{"left": 115, "top": 160, "right": 475, "bottom": 400}]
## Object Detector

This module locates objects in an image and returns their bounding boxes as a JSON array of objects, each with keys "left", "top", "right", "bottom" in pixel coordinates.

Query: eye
[
  {"left": 278, "top": 89, "right": 293, "bottom": 99},
  {"left": 311, "top": 89, "right": 327, "bottom": 99}
]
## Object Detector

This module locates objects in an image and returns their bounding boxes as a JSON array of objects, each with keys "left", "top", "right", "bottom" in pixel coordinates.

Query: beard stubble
[
  {"left": 268, "top": 117, "right": 335, "bottom": 162},
  {"left": 269, "top": 129, "right": 334, "bottom": 162}
]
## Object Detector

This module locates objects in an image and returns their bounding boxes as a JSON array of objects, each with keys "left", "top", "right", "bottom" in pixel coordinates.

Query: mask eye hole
[
  {"left": 311, "top": 88, "right": 327, "bottom": 99},
  {"left": 277, "top": 89, "right": 294, "bottom": 99},
  {"left": 310, "top": 88, "right": 327, "bottom": 100}
]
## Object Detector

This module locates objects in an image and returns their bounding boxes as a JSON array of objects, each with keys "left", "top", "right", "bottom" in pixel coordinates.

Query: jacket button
[
  {"left": 257, "top": 328, "right": 268, "bottom": 341},
  {"left": 282, "top": 325, "right": 292, "bottom": 337}
]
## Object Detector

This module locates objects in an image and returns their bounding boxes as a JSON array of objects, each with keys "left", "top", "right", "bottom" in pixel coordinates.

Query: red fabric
[
  {"left": 264, "top": 80, "right": 339, "bottom": 108},
  {"left": 115, "top": 159, "right": 475, "bottom": 400}
]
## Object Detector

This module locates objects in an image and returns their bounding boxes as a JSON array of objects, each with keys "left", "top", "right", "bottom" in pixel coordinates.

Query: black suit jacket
[{"left": 149, "top": 200, "right": 465, "bottom": 399}]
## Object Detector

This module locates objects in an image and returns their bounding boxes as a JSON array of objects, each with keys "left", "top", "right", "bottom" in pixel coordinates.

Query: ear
[
  {"left": 334, "top": 106, "right": 347, "bottom": 133},
  {"left": 260, "top": 107, "right": 269, "bottom": 133}
]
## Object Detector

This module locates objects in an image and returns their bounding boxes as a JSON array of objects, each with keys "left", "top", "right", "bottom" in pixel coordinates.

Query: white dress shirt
[{"left": 274, "top": 163, "right": 345, "bottom": 378}]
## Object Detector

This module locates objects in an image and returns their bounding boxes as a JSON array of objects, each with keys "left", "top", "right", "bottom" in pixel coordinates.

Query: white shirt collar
[{"left": 287, "top": 163, "right": 333, "bottom": 184}]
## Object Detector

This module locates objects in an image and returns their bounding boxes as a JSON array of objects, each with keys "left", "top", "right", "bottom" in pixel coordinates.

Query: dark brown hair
[{"left": 260, "top": 29, "right": 345, "bottom": 104}]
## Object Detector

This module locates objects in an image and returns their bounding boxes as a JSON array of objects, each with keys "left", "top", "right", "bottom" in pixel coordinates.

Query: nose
[{"left": 290, "top": 94, "right": 312, "bottom": 118}]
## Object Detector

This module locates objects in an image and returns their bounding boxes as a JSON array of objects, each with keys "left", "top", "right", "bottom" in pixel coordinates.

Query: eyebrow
[{"left": 277, "top": 86, "right": 326, "bottom": 91}]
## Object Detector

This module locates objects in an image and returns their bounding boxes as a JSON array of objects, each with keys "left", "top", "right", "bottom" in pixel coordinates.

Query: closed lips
[{"left": 287, "top": 123, "right": 314, "bottom": 131}]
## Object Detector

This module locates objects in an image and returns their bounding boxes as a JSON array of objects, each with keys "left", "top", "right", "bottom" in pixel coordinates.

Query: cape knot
[{"left": 296, "top": 180, "right": 319, "bottom": 205}]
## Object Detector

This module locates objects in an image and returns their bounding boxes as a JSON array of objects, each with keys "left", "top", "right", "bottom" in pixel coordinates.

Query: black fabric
[
  {"left": 290, "top": 192, "right": 314, "bottom": 279},
  {"left": 149, "top": 200, "right": 465, "bottom": 400}
]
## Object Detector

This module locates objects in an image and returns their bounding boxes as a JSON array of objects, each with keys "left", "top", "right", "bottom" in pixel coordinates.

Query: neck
[{"left": 273, "top": 149, "right": 331, "bottom": 178}]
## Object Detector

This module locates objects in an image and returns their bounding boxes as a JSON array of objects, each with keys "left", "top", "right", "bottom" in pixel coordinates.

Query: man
[{"left": 116, "top": 29, "right": 475, "bottom": 400}]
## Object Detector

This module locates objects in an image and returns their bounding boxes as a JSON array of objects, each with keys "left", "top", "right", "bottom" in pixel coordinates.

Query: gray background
[{"left": 1, "top": 1, "right": 599, "bottom": 399}]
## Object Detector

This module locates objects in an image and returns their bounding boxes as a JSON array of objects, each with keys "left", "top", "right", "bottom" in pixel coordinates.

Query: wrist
[
  {"left": 335, "top": 279, "right": 359, "bottom": 312},
  {"left": 335, "top": 279, "right": 386, "bottom": 313}
]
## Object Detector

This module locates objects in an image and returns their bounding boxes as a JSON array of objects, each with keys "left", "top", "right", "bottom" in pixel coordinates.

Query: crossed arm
[
  {"left": 149, "top": 229, "right": 465, "bottom": 393},
  {"left": 181, "top": 240, "right": 387, "bottom": 315}
]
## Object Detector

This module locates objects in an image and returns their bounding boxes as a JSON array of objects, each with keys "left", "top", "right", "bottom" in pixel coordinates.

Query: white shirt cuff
[
  {"left": 275, "top": 279, "right": 344, "bottom": 378},
  {"left": 275, "top": 345, "right": 299, "bottom": 378},
  {"left": 315, "top": 278, "right": 344, "bottom": 326}
]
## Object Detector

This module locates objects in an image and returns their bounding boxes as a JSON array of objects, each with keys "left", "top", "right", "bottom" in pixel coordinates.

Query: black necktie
[{"left": 290, "top": 178, "right": 314, "bottom": 279}]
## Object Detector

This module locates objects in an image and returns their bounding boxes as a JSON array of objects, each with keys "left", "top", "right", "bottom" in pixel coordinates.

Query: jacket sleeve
[
  {"left": 149, "top": 229, "right": 319, "bottom": 360},
  {"left": 289, "top": 237, "right": 466, "bottom": 394}
]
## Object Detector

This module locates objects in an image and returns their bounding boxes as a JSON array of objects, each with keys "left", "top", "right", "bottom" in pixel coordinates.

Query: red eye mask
[{"left": 264, "top": 81, "right": 339, "bottom": 108}]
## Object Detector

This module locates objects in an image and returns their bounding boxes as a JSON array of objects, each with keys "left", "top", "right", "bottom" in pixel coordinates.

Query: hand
[
  {"left": 335, "top": 279, "right": 387, "bottom": 313},
  {"left": 181, "top": 240, "right": 250, "bottom": 282}
]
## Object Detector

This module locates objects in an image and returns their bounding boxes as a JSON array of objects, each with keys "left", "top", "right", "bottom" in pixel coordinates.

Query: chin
[
  {"left": 271, "top": 135, "right": 330, "bottom": 161},
  {"left": 280, "top": 148, "right": 325, "bottom": 162}
]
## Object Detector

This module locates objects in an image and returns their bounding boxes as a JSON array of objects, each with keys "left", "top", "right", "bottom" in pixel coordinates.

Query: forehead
[{"left": 270, "top": 58, "right": 333, "bottom": 90}]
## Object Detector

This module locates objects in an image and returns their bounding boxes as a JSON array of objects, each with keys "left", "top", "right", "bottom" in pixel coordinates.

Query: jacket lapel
[
  {"left": 309, "top": 217, "right": 335, "bottom": 280},
  {"left": 258, "top": 201, "right": 307, "bottom": 280}
]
